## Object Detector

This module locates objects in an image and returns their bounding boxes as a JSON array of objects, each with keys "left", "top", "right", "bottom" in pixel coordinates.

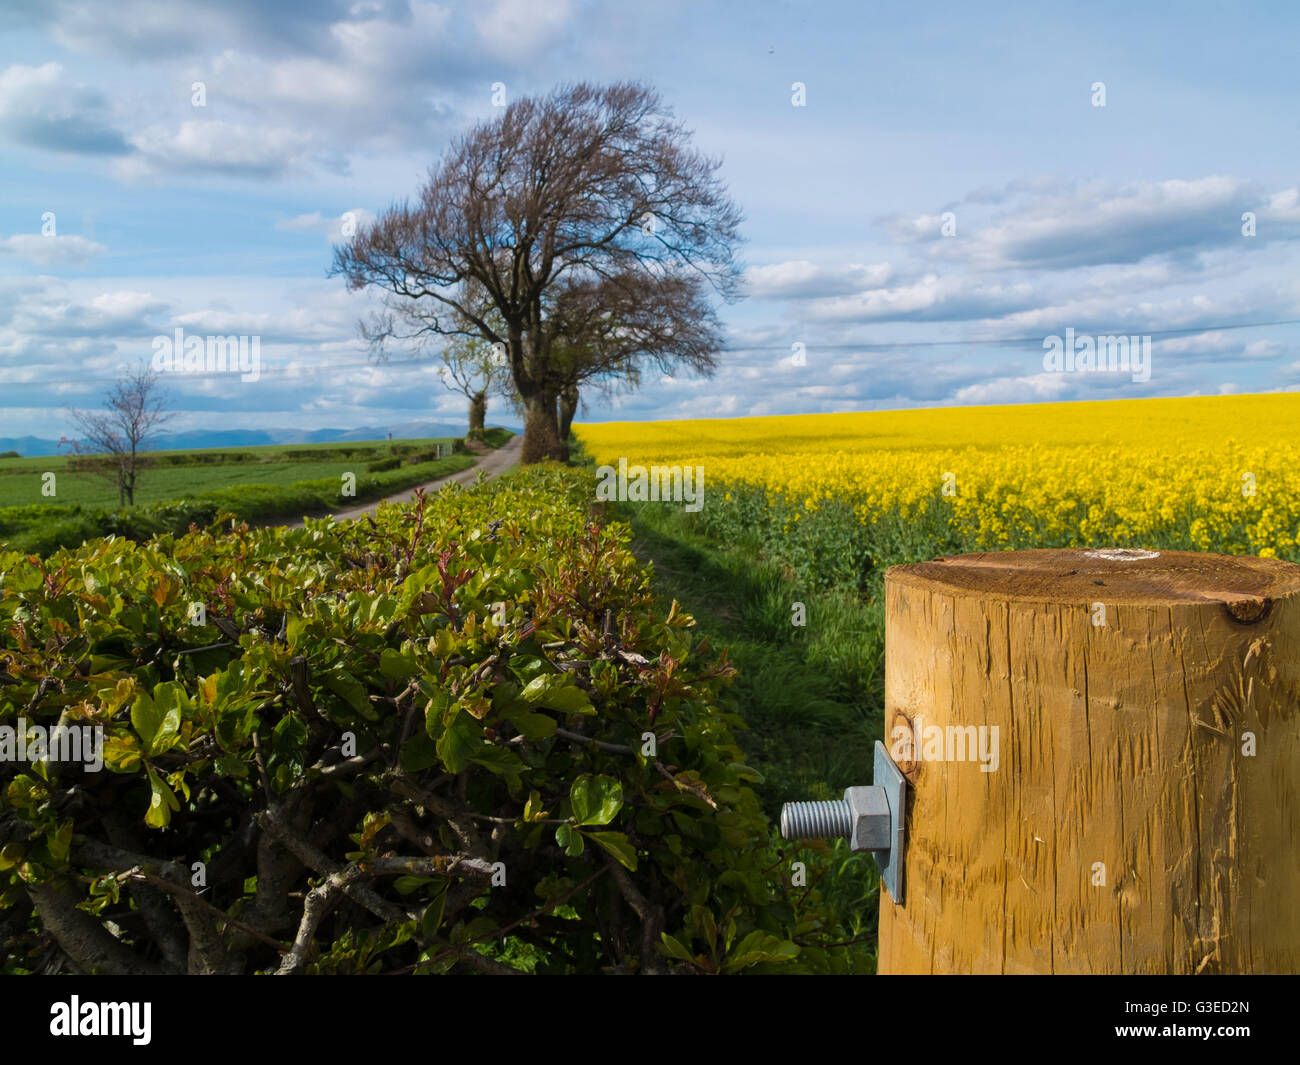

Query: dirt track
[{"left": 284, "top": 434, "right": 522, "bottom": 528}]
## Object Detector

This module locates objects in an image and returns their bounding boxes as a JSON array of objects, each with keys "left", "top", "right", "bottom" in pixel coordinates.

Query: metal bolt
[
  {"left": 781, "top": 786, "right": 890, "bottom": 851},
  {"left": 779, "top": 742, "right": 908, "bottom": 904},
  {"left": 781, "top": 799, "right": 852, "bottom": 840}
]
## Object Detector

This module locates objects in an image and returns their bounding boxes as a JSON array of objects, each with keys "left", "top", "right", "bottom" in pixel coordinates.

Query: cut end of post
[{"left": 886, "top": 547, "right": 1300, "bottom": 609}]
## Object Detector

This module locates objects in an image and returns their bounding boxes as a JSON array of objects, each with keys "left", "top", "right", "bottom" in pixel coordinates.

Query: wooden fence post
[{"left": 878, "top": 548, "right": 1300, "bottom": 974}]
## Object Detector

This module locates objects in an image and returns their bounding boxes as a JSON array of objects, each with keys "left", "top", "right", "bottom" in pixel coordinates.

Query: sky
[{"left": 2, "top": 0, "right": 1299, "bottom": 439}]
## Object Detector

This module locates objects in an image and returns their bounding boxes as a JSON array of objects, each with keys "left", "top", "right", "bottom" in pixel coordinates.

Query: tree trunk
[
  {"left": 520, "top": 390, "right": 564, "bottom": 464},
  {"left": 469, "top": 391, "right": 487, "bottom": 434},
  {"left": 557, "top": 385, "right": 579, "bottom": 461},
  {"left": 879, "top": 547, "right": 1300, "bottom": 974}
]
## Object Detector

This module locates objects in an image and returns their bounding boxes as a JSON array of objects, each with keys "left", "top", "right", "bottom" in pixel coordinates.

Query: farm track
[{"left": 283, "top": 434, "right": 522, "bottom": 528}]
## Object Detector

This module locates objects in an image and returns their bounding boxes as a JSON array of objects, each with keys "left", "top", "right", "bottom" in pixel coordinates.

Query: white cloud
[
  {"left": 1262, "top": 187, "right": 1300, "bottom": 224},
  {"left": 745, "top": 260, "right": 893, "bottom": 299},
  {"left": 5, "top": 282, "right": 170, "bottom": 339},
  {"left": 964, "top": 177, "right": 1253, "bottom": 269},
  {"left": 201, "top": 4, "right": 465, "bottom": 152},
  {"left": 884, "top": 177, "right": 1277, "bottom": 271},
  {"left": 44, "top": 0, "right": 246, "bottom": 58},
  {"left": 116, "top": 119, "right": 317, "bottom": 179},
  {"left": 804, "top": 274, "right": 1037, "bottom": 323},
  {"left": 0, "top": 234, "right": 107, "bottom": 267},
  {"left": 950, "top": 373, "right": 1070, "bottom": 405},
  {"left": 475, "top": 0, "right": 573, "bottom": 60},
  {"left": 0, "top": 62, "right": 130, "bottom": 154},
  {"left": 1155, "top": 331, "right": 1284, "bottom": 363},
  {"left": 171, "top": 305, "right": 348, "bottom": 343}
]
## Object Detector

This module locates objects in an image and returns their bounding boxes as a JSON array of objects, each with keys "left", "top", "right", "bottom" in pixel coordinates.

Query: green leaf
[
  {"left": 323, "top": 669, "right": 374, "bottom": 718},
  {"left": 467, "top": 743, "right": 526, "bottom": 781},
  {"left": 47, "top": 820, "right": 73, "bottom": 865},
  {"left": 147, "top": 684, "right": 184, "bottom": 756},
  {"left": 523, "top": 789, "right": 547, "bottom": 822},
  {"left": 421, "top": 887, "right": 448, "bottom": 939},
  {"left": 379, "top": 648, "right": 419, "bottom": 681},
  {"left": 555, "top": 822, "right": 584, "bottom": 857},
  {"left": 271, "top": 713, "right": 307, "bottom": 752},
  {"left": 582, "top": 830, "right": 638, "bottom": 871},
  {"left": 506, "top": 711, "right": 556, "bottom": 742},
  {"left": 398, "top": 732, "right": 439, "bottom": 773},
  {"left": 721, "top": 931, "right": 800, "bottom": 972},
  {"left": 569, "top": 773, "right": 622, "bottom": 826},
  {"left": 507, "top": 655, "right": 546, "bottom": 685},
  {"left": 659, "top": 933, "right": 697, "bottom": 966},
  {"left": 397, "top": 564, "right": 439, "bottom": 617},
  {"left": 423, "top": 685, "right": 454, "bottom": 738},
  {"left": 144, "top": 767, "right": 179, "bottom": 828},
  {"left": 690, "top": 904, "right": 718, "bottom": 954},
  {"left": 436, "top": 711, "right": 481, "bottom": 774},
  {"left": 130, "top": 693, "right": 163, "bottom": 748},
  {"left": 102, "top": 735, "right": 141, "bottom": 773},
  {"left": 540, "top": 683, "right": 593, "bottom": 715}
]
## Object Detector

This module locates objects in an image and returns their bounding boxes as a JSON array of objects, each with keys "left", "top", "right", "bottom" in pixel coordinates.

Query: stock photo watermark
[
  {"left": 1042, "top": 328, "right": 1150, "bottom": 383},
  {"left": 890, "top": 716, "right": 1000, "bottom": 772},
  {"left": 50, "top": 997, "right": 151, "bottom": 1045},
  {"left": 595, "top": 457, "right": 704, "bottom": 512},
  {"left": 151, "top": 327, "right": 261, "bottom": 383},
  {"left": 0, "top": 718, "right": 105, "bottom": 772}
]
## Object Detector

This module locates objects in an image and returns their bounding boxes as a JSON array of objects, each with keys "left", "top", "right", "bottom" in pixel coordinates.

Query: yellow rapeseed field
[{"left": 575, "top": 394, "right": 1300, "bottom": 557}]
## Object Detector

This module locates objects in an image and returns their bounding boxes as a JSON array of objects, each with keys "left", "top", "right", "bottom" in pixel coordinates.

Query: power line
[{"left": 731, "top": 317, "right": 1300, "bottom": 352}]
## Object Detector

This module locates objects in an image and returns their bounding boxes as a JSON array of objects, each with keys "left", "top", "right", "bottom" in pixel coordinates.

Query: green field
[{"left": 0, "top": 438, "right": 456, "bottom": 508}]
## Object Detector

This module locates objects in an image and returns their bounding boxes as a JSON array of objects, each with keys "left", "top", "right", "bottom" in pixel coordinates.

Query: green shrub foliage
[{"left": 0, "top": 465, "right": 848, "bottom": 974}]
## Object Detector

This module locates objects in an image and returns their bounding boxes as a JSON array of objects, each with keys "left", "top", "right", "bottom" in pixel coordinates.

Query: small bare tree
[
  {"left": 436, "top": 333, "right": 512, "bottom": 435},
  {"left": 361, "top": 289, "right": 514, "bottom": 436},
  {"left": 65, "top": 364, "right": 175, "bottom": 507}
]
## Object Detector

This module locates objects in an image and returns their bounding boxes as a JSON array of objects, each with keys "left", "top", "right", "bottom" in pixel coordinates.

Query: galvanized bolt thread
[{"left": 780, "top": 799, "right": 852, "bottom": 841}]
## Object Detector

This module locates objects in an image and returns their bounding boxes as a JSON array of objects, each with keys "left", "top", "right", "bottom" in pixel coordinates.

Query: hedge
[{"left": 0, "top": 464, "right": 850, "bottom": 974}]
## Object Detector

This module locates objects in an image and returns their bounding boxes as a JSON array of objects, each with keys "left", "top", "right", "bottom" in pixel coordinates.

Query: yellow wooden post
[{"left": 878, "top": 548, "right": 1300, "bottom": 974}]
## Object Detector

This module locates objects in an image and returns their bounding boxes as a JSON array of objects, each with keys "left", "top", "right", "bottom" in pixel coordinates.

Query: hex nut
[{"left": 844, "top": 785, "right": 891, "bottom": 851}]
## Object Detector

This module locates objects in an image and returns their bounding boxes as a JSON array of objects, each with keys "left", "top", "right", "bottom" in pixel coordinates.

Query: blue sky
[{"left": 2, "top": 0, "right": 1299, "bottom": 438}]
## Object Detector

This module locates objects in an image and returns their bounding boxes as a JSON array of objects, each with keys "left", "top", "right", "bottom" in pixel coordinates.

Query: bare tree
[
  {"left": 332, "top": 81, "right": 744, "bottom": 463},
  {"left": 65, "top": 364, "right": 175, "bottom": 507}
]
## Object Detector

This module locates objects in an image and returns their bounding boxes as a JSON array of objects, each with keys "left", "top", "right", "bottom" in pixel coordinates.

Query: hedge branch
[
  {"left": 29, "top": 879, "right": 173, "bottom": 976},
  {"left": 257, "top": 809, "right": 410, "bottom": 926},
  {"left": 603, "top": 856, "right": 667, "bottom": 974},
  {"left": 277, "top": 862, "right": 365, "bottom": 974}
]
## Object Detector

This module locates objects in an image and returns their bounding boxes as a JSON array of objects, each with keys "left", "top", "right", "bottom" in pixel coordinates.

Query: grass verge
[{"left": 609, "top": 497, "right": 886, "bottom": 971}]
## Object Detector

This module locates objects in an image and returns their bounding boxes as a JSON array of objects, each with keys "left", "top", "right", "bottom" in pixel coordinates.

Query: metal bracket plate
[{"left": 873, "top": 740, "right": 906, "bottom": 906}]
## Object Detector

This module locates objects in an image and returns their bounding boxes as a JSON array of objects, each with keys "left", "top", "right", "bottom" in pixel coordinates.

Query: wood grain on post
[{"left": 879, "top": 548, "right": 1300, "bottom": 974}]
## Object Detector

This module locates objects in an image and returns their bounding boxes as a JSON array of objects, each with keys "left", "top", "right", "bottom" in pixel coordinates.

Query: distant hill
[{"left": 0, "top": 420, "right": 521, "bottom": 457}]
